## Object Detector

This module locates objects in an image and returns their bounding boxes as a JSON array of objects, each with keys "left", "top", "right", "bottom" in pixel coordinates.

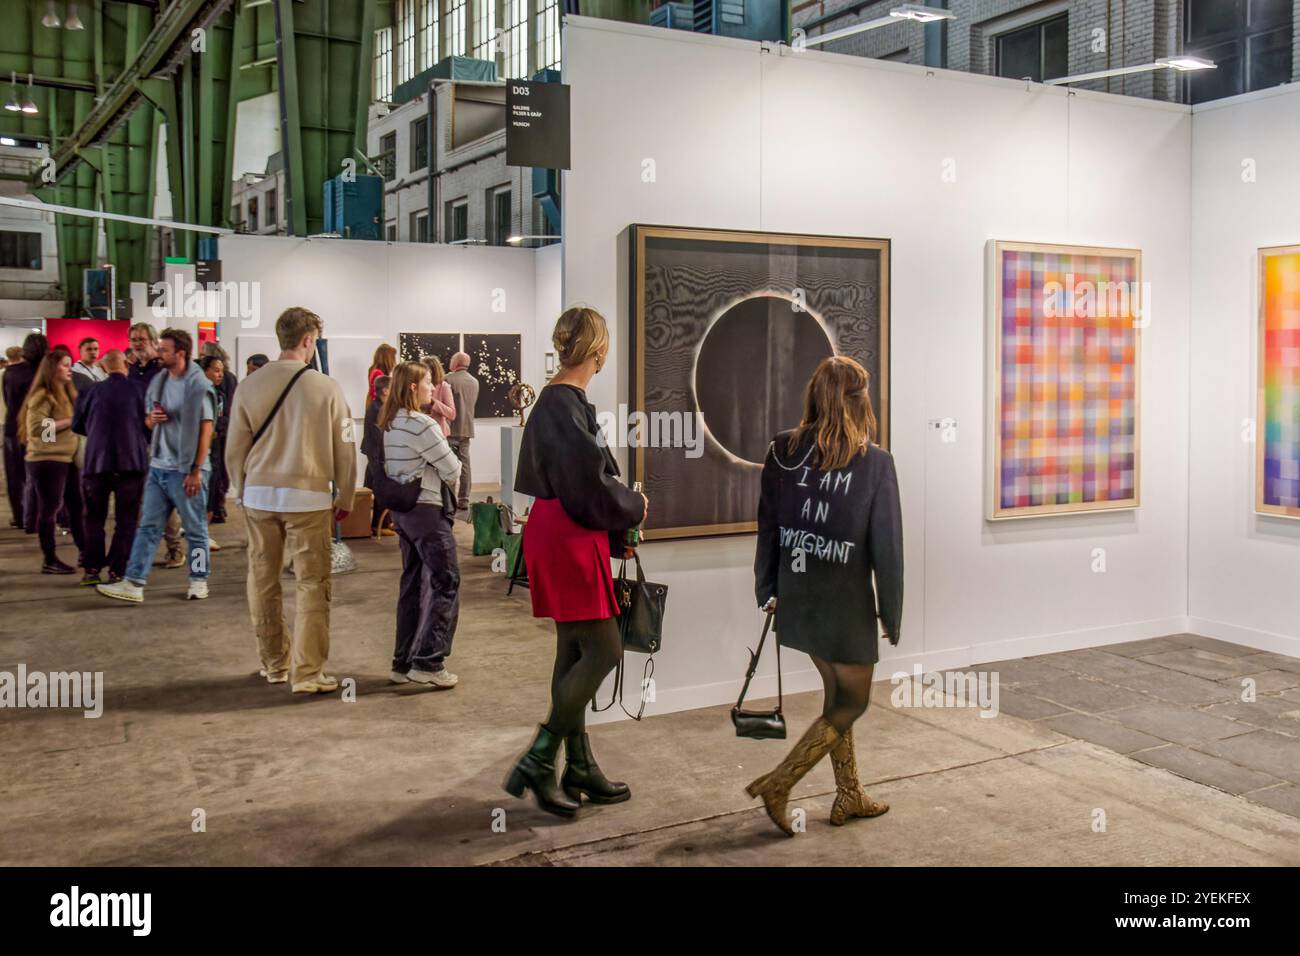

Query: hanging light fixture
[
  {"left": 65, "top": 3, "right": 85, "bottom": 31},
  {"left": 4, "top": 72, "right": 21, "bottom": 112},
  {"left": 41, "top": 1, "right": 61, "bottom": 29},
  {"left": 22, "top": 74, "right": 39, "bottom": 114}
]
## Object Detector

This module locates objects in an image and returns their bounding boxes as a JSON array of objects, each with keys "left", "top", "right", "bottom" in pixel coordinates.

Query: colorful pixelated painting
[
  {"left": 1257, "top": 246, "right": 1300, "bottom": 518},
  {"left": 989, "top": 241, "right": 1142, "bottom": 519}
]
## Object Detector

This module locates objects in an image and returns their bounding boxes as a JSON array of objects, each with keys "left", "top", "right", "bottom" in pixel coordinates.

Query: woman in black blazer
[
  {"left": 747, "top": 356, "right": 903, "bottom": 836},
  {"left": 505, "top": 307, "right": 648, "bottom": 818}
]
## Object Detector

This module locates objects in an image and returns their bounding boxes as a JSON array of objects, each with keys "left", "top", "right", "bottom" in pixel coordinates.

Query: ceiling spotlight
[
  {"left": 41, "top": 1, "right": 61, "bottom": 29},
  {"left": 4, "top": 73, "right": 20, "bottom": 112},
  {"left": 65, "top": 3, "right": 85, "bottom": 31},
  {"left": 22, "top": 75, "right": 38, "bottom": 114}
]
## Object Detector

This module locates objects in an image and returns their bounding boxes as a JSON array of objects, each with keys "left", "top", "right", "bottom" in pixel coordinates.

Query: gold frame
[
  {"left": 1256, "top": 244, "right": 1300, "bottom": 519},
  {"left": 987, "top": 239, "right": 1143, "bottom": 520},
  {"left": 630, "top": 224, "right": 891, "bottom": 539}
]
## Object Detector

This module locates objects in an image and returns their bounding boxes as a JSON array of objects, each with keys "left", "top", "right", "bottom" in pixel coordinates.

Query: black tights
[
  {"left": 812, "top": 656, "right": 876, "bottom": 735},
  {"left": 545, "top": 617, "right": 622, "bottom": 736}
]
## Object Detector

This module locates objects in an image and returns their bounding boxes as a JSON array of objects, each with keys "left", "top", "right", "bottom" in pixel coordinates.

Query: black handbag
[
  {"left": 371, "top": 466, "right": 422, "bottom": 514},
  {"left": 592, "top": 554, "right": 668, "bottom": 720},
  {"left": 731, "top": 609, "right": 786, "bottom": 739}
]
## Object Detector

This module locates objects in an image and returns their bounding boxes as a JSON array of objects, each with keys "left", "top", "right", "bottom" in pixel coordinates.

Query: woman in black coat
[
  {"left": 504, "top": 306, "right": 648, "bottom": 818},
  {"left": 746, "top": 356, "right": 903, "bottom": 836}
]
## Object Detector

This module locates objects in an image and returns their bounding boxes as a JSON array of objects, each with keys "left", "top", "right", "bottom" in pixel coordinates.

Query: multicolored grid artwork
[
  {"left": 990, "top": 241, "right": 1142, "bottom": 518},
  {"left": 1257, "top": 245, "right": 1300, "bottom": 518}
]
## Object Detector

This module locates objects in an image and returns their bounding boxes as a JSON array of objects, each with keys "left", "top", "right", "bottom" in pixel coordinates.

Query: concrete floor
[{"left": 2, "top": 495, "right": 1300, "bottom": 866}]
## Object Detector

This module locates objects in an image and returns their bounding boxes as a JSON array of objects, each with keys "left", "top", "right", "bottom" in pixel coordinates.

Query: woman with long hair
[
  {"left": 420, "top": 355, "right": 456, "bottom": 438},
  {"left": 506, "top": 307, "right": 648, "bottom": 818},
  {"left": 368, "top": 343, "right": 397, "bottom": 403},
  {"left": 746, "top": 356, "right": 903, "bottom": 835},
  {"left": 21, "top": 352, "right": 86, "bottom": 574},
  {"left": 380, "top": 361, "right": 463, "bottom": 687}
]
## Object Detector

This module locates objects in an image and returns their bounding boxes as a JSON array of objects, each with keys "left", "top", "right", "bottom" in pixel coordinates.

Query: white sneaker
[
  {"left": 208, "top": 538, "right": 222, "bottom": 552},
  {"left": 389, "top": 671, "right": 411, "bottom": 684},
  {"left": 97, "top": 579, "right": 144, "bottom": 604},
  {"left": 186, "top": 579, "right": 209, "bottom": 600},
  {"left": 409, "top": 668, "right": 458, "bottom": 689},
  {"left": 292, "top": 673, "right": 340, "bottom": 694},
  {"left": 259, "top": 668, "right": 289, "bottom": 684}
]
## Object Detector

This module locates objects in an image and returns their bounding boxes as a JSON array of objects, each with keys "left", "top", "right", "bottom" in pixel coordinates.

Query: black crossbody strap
[
  {"left": 735, "top": 610, "right": 776, "bottom": 711},
  {"left": 251, "top": 365, "right": 310, "bottom": 448}
]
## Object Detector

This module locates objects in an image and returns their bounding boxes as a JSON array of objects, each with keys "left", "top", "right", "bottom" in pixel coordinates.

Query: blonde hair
[
  {"left": 275, "top": 306, "right": 323, "bottom": 350},
  {"left": 378, "top": 361, "right": 429, "bottom": 432},
  {"left": 422, "top": 354, "right": 445, "bottom": 387},
  {"left": 793, "top": 356, "right": 878, "bottom": 472},
  {"left": 552, "top": 307, "right": 609, "bottom": 368}
]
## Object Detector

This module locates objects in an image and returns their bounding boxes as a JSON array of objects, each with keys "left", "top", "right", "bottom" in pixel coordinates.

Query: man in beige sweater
[{"left": 225, "top": 307, "right": 356, "bottom": 694}]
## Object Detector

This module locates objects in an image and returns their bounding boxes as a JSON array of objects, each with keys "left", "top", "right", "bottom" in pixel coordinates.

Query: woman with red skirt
[{"left": 506, "top": 307, "right": 648, "bottom": 818}]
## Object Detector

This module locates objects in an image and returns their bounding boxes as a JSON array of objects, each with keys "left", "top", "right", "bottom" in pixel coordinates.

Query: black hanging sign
[{"left": 505, "top": 80, "right": 571, "bottom": 171}]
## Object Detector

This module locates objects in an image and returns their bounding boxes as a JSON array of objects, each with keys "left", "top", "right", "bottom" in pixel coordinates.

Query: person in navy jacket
[{"left": 72, "top": 350, "right": 149, "bottom": 585}]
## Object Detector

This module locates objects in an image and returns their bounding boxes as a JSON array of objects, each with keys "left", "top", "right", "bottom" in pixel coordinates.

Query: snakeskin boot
[
  {"left": 745, "top": 717, "right": 841, "bottom": 836},
  {"left": 829, "top": 726, "right": 889, "bottom": 825}
]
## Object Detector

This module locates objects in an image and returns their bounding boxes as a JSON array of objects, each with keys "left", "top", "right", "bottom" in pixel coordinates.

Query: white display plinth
[{"left": 499, "top": 424, "right": 531, "bottom": 514}]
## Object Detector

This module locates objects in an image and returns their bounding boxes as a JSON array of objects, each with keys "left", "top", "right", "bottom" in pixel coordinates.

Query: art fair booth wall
[
  {"left": 220, "top": 235, "right": 562, "bottom": 487},
  {"left": 557, "top": 16, "right": 1300, "bottom": 722}
]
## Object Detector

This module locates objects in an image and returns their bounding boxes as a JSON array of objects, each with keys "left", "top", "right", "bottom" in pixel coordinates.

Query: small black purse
[
  {"left": 731, "top": 608, "right": 786, "bottom": 739},
  {"left": 592, "top": 554, "right": 668, "bottom": 720}
]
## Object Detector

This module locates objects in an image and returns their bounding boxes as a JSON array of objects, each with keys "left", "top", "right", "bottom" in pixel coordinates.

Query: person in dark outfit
[
  {"left": 746, "top": 356, "right": 903, "bottom": 836},
  {"left": 22, "top": 351, "right": 84, "bottom": 574},
  {"left": 2, "top": 333, "right": 44, "bottom": 528},
  {"left": 72, "top": 350, "right": 149, "bottom": 585},
  {"left": 506, "top": 307, "right": 649, "bottom": 819},
  {"left": 361, "top": 375, "right": 393, "bottom": 537},
  {"left": 126, "top": 322, "right": 165, "bottom": 385},
  {"left": 202, "top": 344, "right": 237, "bottom": 522}
]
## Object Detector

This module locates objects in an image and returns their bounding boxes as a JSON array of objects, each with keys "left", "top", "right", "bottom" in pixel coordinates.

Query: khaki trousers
[{"left": 245, "top": 507, "right": 334, "bottom": 685}]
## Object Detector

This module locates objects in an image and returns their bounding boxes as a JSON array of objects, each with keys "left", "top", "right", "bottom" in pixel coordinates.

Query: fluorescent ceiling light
[
  {"left": 1045, "top": 57, "right": 1216, "bottom": 86},
  {"left": 506, "top": 235, "right": 557, "bottom": 245},
  {"left": 889, "top": 3, "right": 953, "bottom": 22},
  {"left": 1158, "top": 56, "right": 1216, "bottom": 72},
  {"left": 804, "top": 5, "right": 954, "bottom": 47}
]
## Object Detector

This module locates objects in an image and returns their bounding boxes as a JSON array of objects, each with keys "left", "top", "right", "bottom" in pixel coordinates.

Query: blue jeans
[{"left": 125, "top": 466, "right": 210, "bottom": 584}]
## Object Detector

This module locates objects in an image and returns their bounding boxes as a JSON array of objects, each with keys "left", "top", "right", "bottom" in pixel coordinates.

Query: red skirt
[{"left": 524, "top": 497, "right": 619, "bottom": 621}]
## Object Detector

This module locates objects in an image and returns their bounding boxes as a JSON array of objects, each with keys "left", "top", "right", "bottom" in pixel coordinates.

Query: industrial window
[
  {"left": 473, "top": 0, "right": 497, "bottom": 61},
  {"left": 266, "top": 188, "right": 278, "bottom": 228},
  {"left": 445, "top": 199, "right": 468, "bottom": 242},
  {"left": 446, "top": 0, "right": 467, "bottom": 57},
  {"left": 488, "top": 186, "right": 512, "bottom": 245},
  {"left": 387, "top": 222, "right": 398, "bottom": 242},
  {"left": 1184, "top": 0, "right": 1293, "bottom": 103},
  {"left": 535, "top": 0, "right": 560, "bottom": 72},
  {"left": 0, "top": 230, "right": 41, "bottom": 269},
  {"left": 248, "top": 196, "right": 259, "bottom": 233},
  {"left": 419, "top": 0, "right": 440, "bottom": 71},
  {"left": 380, "top": 131, "right": 397, "bottom": 180},
  {"left": 396, "top": 0, "right": 417, "bottom": 83},
  {"left": 995, "top": 14, "right": 1068, "bottom": 83},
  {"left": 411, "top": 211, "right": 430, "bottom": 243},
  {"left": 373, "top": 28, "right": 394, "bottom": 101},
  {"left": 502, "top": 0, "right": 528, "bottom": 77},
  {"left": 410, "top": 115, "right": 430, "bottom": 171}
]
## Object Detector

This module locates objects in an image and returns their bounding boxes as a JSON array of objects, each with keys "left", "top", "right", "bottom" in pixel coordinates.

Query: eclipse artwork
[{"left": 628, "top": 224, "right": 890, "bottom": 539}]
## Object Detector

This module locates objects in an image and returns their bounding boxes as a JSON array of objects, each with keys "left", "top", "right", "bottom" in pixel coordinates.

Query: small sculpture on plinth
[{"left": 508, "top": 382, "right": 536, "bottom": 427}]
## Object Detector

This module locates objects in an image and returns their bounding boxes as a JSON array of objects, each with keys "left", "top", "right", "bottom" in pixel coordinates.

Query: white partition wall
[
  {"left": 562, "top": 17, "right": 1195, "bottom": 719},
  {"left": 1188, "top": 86, "right": 1300, "bottom": 657},
  {"left": 220, "top": 234, "right": 557, "bottom": 486}
]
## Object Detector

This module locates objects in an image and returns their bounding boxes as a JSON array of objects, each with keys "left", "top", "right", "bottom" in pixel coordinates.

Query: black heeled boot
[
  {"left": 562, "top": 732, "right": 631, "bottom": 804},
  {"left": 503, "top": 725, "right": 581, "bottom": 818}
]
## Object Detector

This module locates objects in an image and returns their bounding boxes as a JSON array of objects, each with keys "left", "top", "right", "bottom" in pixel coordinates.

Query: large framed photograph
[
  {"left": 628, "top": 224, "right": 890, "bottom": 540},
  {"left": 1257, "top": 244, "right": 1300, "bottom": 519},
  {"left": 987, "top": 240, "right": 1143, "bottom": 519}
]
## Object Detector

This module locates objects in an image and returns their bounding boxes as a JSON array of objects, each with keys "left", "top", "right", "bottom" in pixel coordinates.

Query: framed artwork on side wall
[
  {"left": 464, "top": 332, "right": 522, "bottom": 418},
  {"left": 1257, "top": 244, "right": 1300, "bottom": 519},
  {"left": 629, "top": 224, "right": 890, "bottom": 540},
  {"left": 987, "top": 240, "right": 1142, "bottom": 519}
]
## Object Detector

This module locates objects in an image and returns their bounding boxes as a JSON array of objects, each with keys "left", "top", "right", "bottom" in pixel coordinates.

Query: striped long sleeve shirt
[{"left": 382, "top": 408, "right": 461, "bottom": 504}]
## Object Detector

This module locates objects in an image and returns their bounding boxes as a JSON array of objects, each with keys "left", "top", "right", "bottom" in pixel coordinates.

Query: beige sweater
[
  {"left": 24, "top": 391, "right": 77, "bottom": 463},
  {"left": 224, "top": 360, "right": 357, "bottom": 512}
]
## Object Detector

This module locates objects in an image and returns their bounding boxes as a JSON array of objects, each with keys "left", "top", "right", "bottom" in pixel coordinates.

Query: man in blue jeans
[{"left": 97, "top": 328, "right": 216, "bottom": 604}]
